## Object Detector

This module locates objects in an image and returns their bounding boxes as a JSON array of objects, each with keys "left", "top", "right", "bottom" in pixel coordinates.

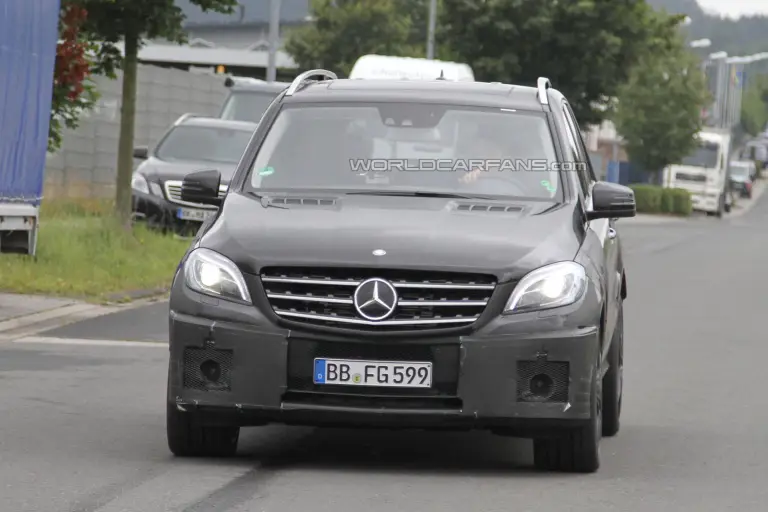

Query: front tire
[
  {"left": 167, "top": 401, "right": 240, "bottom": 457},
  {"left": 533, "top": 355, "right": 602, "bottom": 473},
  {"left": 602, "top": 304, "right": 624, "bottom": 437}
]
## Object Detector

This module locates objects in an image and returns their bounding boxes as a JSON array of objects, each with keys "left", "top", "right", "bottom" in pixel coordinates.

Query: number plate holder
[{"left": 313, "top": 358, "right": 432, "bottom": 388}]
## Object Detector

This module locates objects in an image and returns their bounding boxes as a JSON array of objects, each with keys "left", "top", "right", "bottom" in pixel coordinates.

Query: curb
[
  {"left": 0, "top": 295, "right": 168, "bottom": 342},
  {"left": 102, "top": 287, "right": 169, "bottom": 304}
]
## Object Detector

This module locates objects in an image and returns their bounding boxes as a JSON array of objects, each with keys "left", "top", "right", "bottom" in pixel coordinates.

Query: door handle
[{"left": 607, "top": 228, "right": 617, "bottom": 240}]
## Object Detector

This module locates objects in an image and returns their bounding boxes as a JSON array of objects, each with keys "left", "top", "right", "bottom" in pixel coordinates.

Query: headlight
[
  {"left": 131, "top": 172, "right": 163, "bottom": 195},
  {"left": 131, "top": 172, "right": 149, "bottom": 194},
  {"left": 504, "top": 261, "right": 587, "bottom": 314},
  {"left": 184, "top": 248, "right": 252, "bottom": 303}
]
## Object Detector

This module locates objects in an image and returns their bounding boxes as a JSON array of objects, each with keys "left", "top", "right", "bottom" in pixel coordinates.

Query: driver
[{"left": 458, "top": 134, "right": 508, "bottom": 185}]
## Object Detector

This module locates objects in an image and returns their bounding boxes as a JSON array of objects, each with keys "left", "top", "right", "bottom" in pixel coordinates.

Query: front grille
[
  {"left": 260, "top": 267, "right": 497, "bottom": 331},
  {"left": 516, "top": 360, "right": 569, "bottom": 403},
  {"left": 183, "top": 347, "right": 233, "bottom": 391},
  {"left": 164, "top": 180, "right": 228, "bottom": 207}
]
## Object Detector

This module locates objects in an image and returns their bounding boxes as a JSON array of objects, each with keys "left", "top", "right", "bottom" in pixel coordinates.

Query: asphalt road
[{"left": 4, "top": 198, "right": 768, "bottom": 511}]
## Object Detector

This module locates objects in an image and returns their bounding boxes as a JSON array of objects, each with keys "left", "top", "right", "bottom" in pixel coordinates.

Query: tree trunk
[{"left": 115, "top": 32, "right": 139, "bottom": 229}]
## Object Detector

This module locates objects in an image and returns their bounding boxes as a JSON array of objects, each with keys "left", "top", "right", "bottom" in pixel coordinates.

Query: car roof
[
  {"left": 280, "top": 79, "right": 550, "bottom": 111},
  {"left": 177, "top": 116, "right": 258, "bottom": 131},
  {"left": 224, "top": 76, "right": 290, "bottom": 93}
]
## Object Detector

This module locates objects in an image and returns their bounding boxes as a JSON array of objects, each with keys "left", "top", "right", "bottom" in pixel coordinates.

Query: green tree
[
  {"left": 51, "top": 1, "right": 99, "bottom": 152},
  {"left": 741, "top": 75, "right": 768, "bottom": 136},
  {"left": 284, "top": 0, "right": 419, "bottom": 77},
  {"left": 71, "top": 0, "right": 237, "bottom": 227},
  {"left": 439, "top": 0, "right": 682, "bottom": 126},
  {"left": 613, "top": 34, "right": 709, "bottom": 183}
]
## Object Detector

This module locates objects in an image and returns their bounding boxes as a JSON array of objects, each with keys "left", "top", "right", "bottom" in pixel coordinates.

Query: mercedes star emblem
[{"left": 353, "top": 278, "right": 398, "bottom": 321}]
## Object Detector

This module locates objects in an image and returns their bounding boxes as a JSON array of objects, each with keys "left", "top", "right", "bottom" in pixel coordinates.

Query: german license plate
[
  {"left": 313, "top": 358, "right": 432, "bottom": 388},
  {"left": 176, "top": 207, "right": 214, "bottom": 222}
]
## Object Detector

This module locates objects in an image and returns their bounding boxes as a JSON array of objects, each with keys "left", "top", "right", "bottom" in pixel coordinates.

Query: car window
[
  {"left": 561, "top": 106, "right": 590, "bottom": 196},
  {"left": 220, "top": 91, "right": 280, "bottom": 122},
  {"left": 155, "top": 125, "right": 254, "bottom": 164},
  {"left": 246, "top": 103, "right": 563, "bottom": 201},
  {"left": 564, "top": 104, "right": 597, "bottom": 183}
]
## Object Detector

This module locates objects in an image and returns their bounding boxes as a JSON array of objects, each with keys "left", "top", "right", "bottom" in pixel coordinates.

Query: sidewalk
[{"left": 0, "top": 293, "right": 158, "bottom": 341}]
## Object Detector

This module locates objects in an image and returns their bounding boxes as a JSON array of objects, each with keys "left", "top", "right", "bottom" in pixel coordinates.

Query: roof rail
[
  {"left": 285, "top": 69, "right": 337, "bottom": 96},
  {"left": 174, "top": 113, "right": 205, "bottom": 125},
  {"left": 537, "top": 77, "right": 552, "bottom": 105}
]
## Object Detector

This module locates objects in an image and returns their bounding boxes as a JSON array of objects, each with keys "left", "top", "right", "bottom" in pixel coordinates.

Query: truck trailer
[{"left": 0, "top": 0, "right": 60, "bottom": 255}]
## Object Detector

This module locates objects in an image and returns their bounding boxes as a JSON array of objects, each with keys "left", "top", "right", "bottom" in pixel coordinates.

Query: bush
[
  {"left": 628, "top": 185, "right": 692, "bottom": 215},
  {"left": 668, "top": 188, "right": 692, "bottom": 215},
  {"left": 629, "top": 184, "right": 662, "bottom": 213},
  {"left": 659, "top": 188, "right": 675, "bottom": 213}
]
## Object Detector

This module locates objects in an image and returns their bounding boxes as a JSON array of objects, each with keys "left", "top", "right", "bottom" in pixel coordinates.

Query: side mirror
[
  {"left": 181, "top": 170, "right": 222, "bottom": 207},
  {"left": 587, "top": 181, "right": 636, "bottom": 220},
  {"left": 133, "top": 146, "right": 149, "bottom": 159}
]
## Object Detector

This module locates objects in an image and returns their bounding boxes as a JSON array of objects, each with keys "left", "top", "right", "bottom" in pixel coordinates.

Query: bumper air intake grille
[
  {"left": 183, "top": 347, "right": 233, "bottom": 392},
  {"left": 516, "top": 360, "right": 569, "bottom": 403}
]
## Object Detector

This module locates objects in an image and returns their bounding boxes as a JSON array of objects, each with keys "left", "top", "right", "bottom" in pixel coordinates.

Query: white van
[
  {"left": 663, "top": 129, "right": 733, "bottom": 217},
  {"left": 349, "top": 54, "right": 474, "bottom": 81}
]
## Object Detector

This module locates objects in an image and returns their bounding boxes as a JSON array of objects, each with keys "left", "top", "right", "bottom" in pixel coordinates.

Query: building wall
[{"left": 45, "top": 64, "right": 229, "bottom": 200}]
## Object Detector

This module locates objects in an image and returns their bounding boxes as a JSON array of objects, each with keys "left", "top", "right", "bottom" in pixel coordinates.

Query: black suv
[{"left": 167, "top": 70, "right": 637, "bottom": 473}]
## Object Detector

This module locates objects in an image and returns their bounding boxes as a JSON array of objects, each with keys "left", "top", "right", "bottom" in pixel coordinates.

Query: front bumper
[
  {"left": 691, "top": 193, "right": 719, "bottom": 212},
  {"left": 168, "top": 276, "right": 602, "bottom": 435}
]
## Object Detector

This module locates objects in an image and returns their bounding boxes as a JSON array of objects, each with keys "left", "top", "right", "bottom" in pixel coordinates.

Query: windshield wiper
[{"left": 345, "top": 190, "right": 486, "bottom": 199}]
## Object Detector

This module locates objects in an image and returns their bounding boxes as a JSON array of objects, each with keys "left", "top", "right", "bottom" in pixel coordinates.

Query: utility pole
[
  {"left": 426, "top": 0, "right": 437, "bottom": 59},
  {"left": 267, "top": 0, "right": 281, "bottom": 82}
]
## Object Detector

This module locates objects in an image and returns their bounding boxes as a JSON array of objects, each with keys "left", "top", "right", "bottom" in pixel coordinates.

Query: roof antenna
[{"left": 436, "top": 69, "right": 446, "bottom": 80}]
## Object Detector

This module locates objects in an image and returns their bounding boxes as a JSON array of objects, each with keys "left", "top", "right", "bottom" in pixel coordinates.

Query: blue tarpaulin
[{"left": 0, "top": 0, "right": 60, "bottom": 206}]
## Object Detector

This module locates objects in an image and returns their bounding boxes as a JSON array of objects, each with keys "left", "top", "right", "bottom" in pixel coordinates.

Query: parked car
[
  {"left": 219, "top": 76, "right": 289, "bottom": 122},
  {"left": 166, "top": 72, "right": 636, "bottom": 473},
  {"left": 131, "top": 114, "right": 257, "bottom": 235},
  {"left": 729, "top": 160, "right": 755, "bottom": 198}
]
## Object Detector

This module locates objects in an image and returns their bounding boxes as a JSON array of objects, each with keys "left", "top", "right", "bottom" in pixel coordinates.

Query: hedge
[{"left": 628, "top": 185, "right": 692, "bottom": 215}]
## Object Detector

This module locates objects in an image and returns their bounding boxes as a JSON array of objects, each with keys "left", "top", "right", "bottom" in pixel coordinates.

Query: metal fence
[{"left": 44, "top": 64, "right": 229, "bottom": 199}]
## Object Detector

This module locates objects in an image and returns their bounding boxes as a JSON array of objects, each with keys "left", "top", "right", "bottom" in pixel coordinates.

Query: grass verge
[{"left": 0, "top": 199, "right": 189, "bottom": 302}]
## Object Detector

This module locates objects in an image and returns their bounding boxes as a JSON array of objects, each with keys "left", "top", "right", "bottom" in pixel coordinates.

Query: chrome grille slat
[
  {"left": 274, "top": 310, "right": 479, "bottom": 326},
  {"left": 260, "top": 267, "right": 497, "bottom": 331},
  {"left": 266, "top": 293, "right": 488, "bottom": 307},
  {"left": 163, "top": 179, "right": 228, "bottom": 208},
  {"left": 260, "top": 276, "right": 495, "bottom": 290}
]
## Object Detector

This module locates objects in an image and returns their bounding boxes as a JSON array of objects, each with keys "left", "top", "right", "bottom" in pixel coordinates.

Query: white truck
[
  {"left": 349, "top": 54, "right": 475, "bottom": 81},
  {"left": 663, "top": 129, "right": 733, "bottom": 217}
]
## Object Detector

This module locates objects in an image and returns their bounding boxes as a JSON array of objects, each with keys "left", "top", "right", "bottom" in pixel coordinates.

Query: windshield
[
  {"left": 730, "top": 163, "right": 751, "bottom": 177},
  {"left": 220, "top": 91, "right": 279, "bottom": 122},
  {"left": 246, "top": 103, "right": 562, "bottom": 200},
  {"left": 155, "top": 125, "right": 253, "bottom": 164},
  {"left": 680, "top": 141, "right": 719, "bottom": 168}
]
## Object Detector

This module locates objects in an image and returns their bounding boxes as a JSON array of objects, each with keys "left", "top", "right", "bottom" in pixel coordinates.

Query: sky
[{"left": 696, "top": 0, "right": 768, "bottom": 18}]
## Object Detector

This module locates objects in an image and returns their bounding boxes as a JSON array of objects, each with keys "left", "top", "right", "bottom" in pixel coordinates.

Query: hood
[
  {"left": 136, "top": 157, "right": 237, "bottom": 184},
  {"left": 200, "top": 193, "right": 583, "bottom": 282}
]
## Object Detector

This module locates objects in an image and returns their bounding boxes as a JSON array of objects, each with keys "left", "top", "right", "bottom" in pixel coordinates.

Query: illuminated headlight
[
  {"left": 184, "top": 248, "right": 252, "bottom": 303},
  {"left": 504, "top": 261, "right": 587, "bottom": 313},
  {"left": 131, "top": 172, "right": 162, "bottom": 195}
]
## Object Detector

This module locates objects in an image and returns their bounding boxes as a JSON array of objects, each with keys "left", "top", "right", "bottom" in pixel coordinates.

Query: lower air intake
[
  {"left": 516, "top": 360, "right": 569, "bottom": 403},
  {"left": 183, "top": 347, "right": 233, "bottom": 392}
]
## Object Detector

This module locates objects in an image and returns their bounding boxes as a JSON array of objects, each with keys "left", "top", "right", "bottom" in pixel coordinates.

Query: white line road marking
[{"left": 11, "top": 336, "right": 167, "bottom": 348}]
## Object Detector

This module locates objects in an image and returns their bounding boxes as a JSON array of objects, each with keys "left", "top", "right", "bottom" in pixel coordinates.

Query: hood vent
[
  {"left": 268, "top": 197, "right": 337, "bottom": 207},
  {"left": 455, "top": 203, "right": 524, "bottom": 213}
]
